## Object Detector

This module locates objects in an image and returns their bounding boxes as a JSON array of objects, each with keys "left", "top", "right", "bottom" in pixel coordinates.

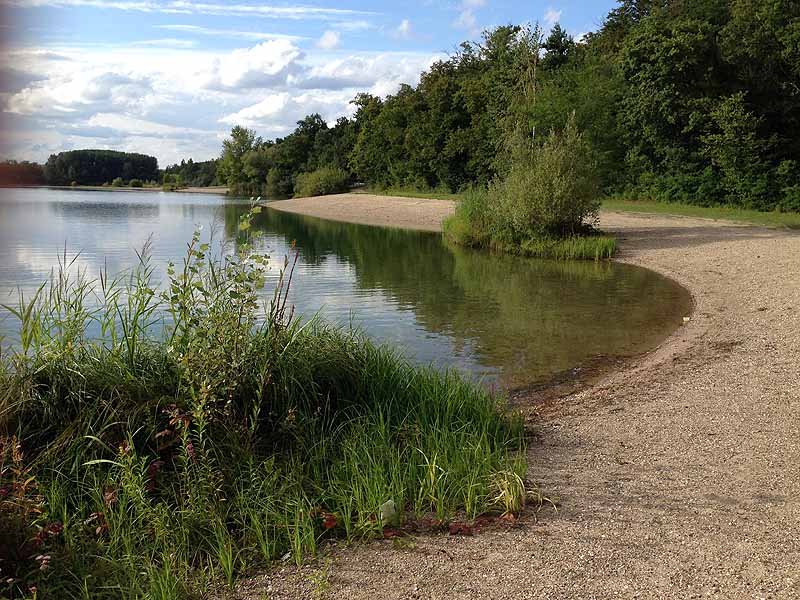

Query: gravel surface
[{"left": 246, "top": 197, "right": 800, "bottom": 599}]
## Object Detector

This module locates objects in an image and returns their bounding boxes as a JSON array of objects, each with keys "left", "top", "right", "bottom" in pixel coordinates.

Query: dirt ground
[{"left": 250, "top": 196, "right": 800, "bottom": 599}]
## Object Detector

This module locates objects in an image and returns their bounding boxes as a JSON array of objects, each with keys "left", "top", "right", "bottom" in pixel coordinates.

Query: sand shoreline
[{"left": 256, "top": 194, "right": 799, "bottom": 599}]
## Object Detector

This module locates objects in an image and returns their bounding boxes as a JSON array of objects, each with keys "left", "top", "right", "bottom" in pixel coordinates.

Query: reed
[{"left": 0, "top": 206, "right": 526, "bottom": 599}]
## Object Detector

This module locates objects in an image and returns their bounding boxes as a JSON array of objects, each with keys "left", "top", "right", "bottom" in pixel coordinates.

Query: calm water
[{"left": 0, "top": 187, "right": 692, "bottom": 389}]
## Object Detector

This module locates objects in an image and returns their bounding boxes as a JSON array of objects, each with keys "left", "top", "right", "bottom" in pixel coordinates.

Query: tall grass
[{"left": 0, "top": 206, "right": 526, "bottom": 599}]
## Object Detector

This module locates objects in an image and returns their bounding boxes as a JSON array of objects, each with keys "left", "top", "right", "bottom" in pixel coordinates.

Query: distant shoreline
[{"left": 0, "top": 184, "right": 229, "bottom": 195}]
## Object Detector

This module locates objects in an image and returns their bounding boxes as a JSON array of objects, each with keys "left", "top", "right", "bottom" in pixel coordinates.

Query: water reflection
[{"left": 0, "top": 188, "right": 691, "bottom": 389}]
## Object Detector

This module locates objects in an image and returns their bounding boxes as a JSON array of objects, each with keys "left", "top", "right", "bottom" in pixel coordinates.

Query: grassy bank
[
  {"left": 602, "top": 198, "right": 800, "bottom": 229},
  {"left": 0, "top": 209, "right": 526, "bottom": 599},
  {"left": 444, "top": 212, "right": 616, "bottom": 260}
]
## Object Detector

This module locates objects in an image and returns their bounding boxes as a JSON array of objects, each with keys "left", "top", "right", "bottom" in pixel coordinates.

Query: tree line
[
  {"left": 0, "top": 150, "right": 161, "bottom": 186},
  {"left": 0, "top": 152, "right": 221, "bottom": 188},
  {"left": 218, "top": 0, "right": 799, "bottom": 212},
  {"left": 3, "top": 1, "right": 797, "bottom": 212}
]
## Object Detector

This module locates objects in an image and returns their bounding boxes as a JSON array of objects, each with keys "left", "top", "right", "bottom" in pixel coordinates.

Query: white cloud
[
  {"left": 333, "top": 20, "right": 374, "bottom": 32},
  {"left": 1, "top": 39, "right": 443, "bottom": 165},
  {"left": 132, "top": 38, "right": 197, "bottom": 48},
  {"left": 301, "top": 52, "right": 441, "bottom": 91},
  {"left": 454, "top": 9, "right": 477, "bottom": 34},
  {"left": 395, "top": 19, "right": 412, "bottom": 39},
  {"left": 194, "top": 39, "right": 305, "bottom": 90},
  {"left": 219, "top": 91, "right": 353, "bottom": 131},
  {"left": 544, "top": 7, "right": 562, "bottom": 28},
  {"left": 7, "top": 70, "right": 154, "bottom": 118},
  {"left": 6, "top": 0, "right": 379, "bottom": 20},
  {"left": 316, "top": 30, "right": 341, "bottom": 51},
  {"left": 154, "top": 24, "right": 306, "bottom": 42},
  {"left": 453, "top": 0, "right": 486, "bottom": 35}
]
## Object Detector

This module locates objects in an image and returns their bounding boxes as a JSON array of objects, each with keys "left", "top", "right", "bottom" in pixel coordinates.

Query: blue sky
[{"left": 1, "top": 0, "right": 618, "bottom": 166}]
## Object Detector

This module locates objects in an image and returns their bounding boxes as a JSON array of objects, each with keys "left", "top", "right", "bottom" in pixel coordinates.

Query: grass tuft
[{"left": 0, "top": 205, "right": 526, "bottom": 598}]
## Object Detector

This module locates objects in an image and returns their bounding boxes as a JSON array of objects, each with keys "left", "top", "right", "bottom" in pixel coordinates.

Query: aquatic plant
[{"left": 0, "top": 205, "right": 526, "bottom": 598}]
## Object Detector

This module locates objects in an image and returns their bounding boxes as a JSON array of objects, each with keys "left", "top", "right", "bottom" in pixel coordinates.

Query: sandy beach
[{"left": 252, "top": 194, "right": 800, "bottom": 599}]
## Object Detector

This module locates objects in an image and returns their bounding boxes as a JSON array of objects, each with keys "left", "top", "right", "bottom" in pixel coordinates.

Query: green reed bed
[{"left": 0, "top": 208, "right": 526, "bottom": 600}]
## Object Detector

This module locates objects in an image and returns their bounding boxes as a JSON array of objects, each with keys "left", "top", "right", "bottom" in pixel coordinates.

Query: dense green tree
[
  {"left": 211, "top": 1, "right": 799, "bottom": 212},
  {"left": 163, "top": 158, "right": 218, "bottom": 187},
  {"left": 43, "top": 150, "right": 158, "bottom": 186},
  {"left": 217, "top": 126, "right": 261, "bottom": 191},
  {"left": 0, "top": 160, "right": 45, "bottom": 185}
]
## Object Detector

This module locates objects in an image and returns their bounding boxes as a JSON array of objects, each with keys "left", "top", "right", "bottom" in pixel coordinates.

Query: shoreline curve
[{"left": 258, "top": 192, "right": 800, "bottom": 599}]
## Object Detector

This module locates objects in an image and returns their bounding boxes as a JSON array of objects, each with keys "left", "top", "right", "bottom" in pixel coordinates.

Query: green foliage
[
  {"left": 0, "top": 160, "right": 45, "bottom": 185},
  {"left": 128, "top": 178, "right": 143, "bottom": 188},
  {"left": 111, "top": 177, "right": 124, "bottom": 187},
  {"left": 0, "top": 211, "right": 526, "bottom": 597},
  {"left": 444, "top": 117, "right": 607, "bottom": 259},
  {"left": 44, "top": 150, "right": 158, "bottom": 186},
  {"left": 218, "top": 115, "right": 359, "bottom": 197},
  {"left": 492, "top": 116, "right": 600, "bottom": 238},
  {"left": 163, "top": 158, "right": 218, "bottom": 188},
  {"left": 294, "top": 166, "right": 350, "bottom": 198}
]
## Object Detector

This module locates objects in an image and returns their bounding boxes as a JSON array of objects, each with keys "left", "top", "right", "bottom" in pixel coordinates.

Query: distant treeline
[
  {"left": 0, "top": 151, "right": 222, "bottom": 189},
  {"left": 43, "top": 150, "right": 159, "bottom": 186},
  {"left": 0, "top": 150, "right": 161, "bottom": 186},
  {"left": 0, "top": 161, "right": 45, "bottom": 185},
  {"left": 217, "top": 0, "right": 800, "bottom": 211},
  {"left": 162, "top": 158, "right": 219, "bottom": 187}
]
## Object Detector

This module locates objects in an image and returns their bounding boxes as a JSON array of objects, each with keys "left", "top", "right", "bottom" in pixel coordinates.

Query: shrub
[
  {"left": 491, "top": 114, "right": 600, "bottom": 238},
  {"left": 444, "top": 116, "right": 611, "bottom": 259},
  {"left": 111, "top": 177, "right": 124, "bottom": 187},
  {"left": 294, "top": 166, "right": 350, "bottom": 198},
  {"left": 128, "top": 178, "right": 143, "bottom": 188}
]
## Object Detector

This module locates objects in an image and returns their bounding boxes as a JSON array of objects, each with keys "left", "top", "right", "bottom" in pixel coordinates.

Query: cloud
[
  {"left": 453, "top": 0, "right": 485, "bottom": 35},
  {"left": 6, "top": 0, "right": 380, "bottom": 20},
  {"left": 154, "top": 24, "right": 306, "bottom": 42},
  {"left": 333, "top": 20, "right": 374, "bottom": 32},
  {"left": 132, "top": 38, "right": 197, "bottom": 48},
  {"left": 6, "top": 70, "right": 154, "bottom": 118},
  {"left": 544, "top": 7, "right": 562, "bottom": 27},
  {"left": 219, "top": 91, "right": 354, "bottom": 131},
  {"left": 194, "top": 39, "right": 306, "bottom": 90},
  {"left": 316, "top": 31, "right": 341, "bottom": 51},
  {"left": 394, "top": 19, "right": 412, "bottom": 39},
  {"left": 298, "top": 52, "right": 441, "bottom": 92},
  {"left": 1, "top": 38, "right": 443, "bottom": 165},
  {"left": 0, "top": 67, "right": 47, "bottom": 93}
]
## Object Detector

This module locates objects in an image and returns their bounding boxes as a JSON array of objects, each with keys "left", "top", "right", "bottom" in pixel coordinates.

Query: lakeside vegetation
[{"left": 0, "top": 208, "right": 526, "bottom": 598}]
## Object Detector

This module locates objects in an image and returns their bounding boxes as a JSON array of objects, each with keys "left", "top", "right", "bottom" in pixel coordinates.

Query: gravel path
[{"left": 253, "top": 197, "right": 800, "bottom": 599}]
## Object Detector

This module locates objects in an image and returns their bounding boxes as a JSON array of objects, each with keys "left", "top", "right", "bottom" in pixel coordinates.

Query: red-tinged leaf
[{"left": 154, "top": 429, "right": 174, "bottom": 439}]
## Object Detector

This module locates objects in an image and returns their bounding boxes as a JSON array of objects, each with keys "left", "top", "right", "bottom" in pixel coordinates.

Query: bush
[
  {"left": 444, "top": 116, "right": 611, "bottom": 259},
  {"left": 294, "top": 166, "right": 350, "bottom": 198},
  {"left": 490, "top": 115, "right": 600, "bottom": 238},
  {"left": 111, "top": 177, "right": 124, "bottom": 187},
  {"left": 128, "top": 178, "right": 143, "bottom": 188}
]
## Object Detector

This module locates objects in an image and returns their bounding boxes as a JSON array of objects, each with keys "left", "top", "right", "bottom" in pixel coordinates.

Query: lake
[{"left": 0, "top": 187, "right": 692, "bottom": 389}]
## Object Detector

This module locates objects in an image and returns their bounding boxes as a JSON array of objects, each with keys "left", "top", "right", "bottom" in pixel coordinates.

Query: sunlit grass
[
  {"left": 0, "top": 206, "right": 526, "bottom": 599},
  {"left": 602, "top": 197, "right": 800, "bottom": 229}
]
